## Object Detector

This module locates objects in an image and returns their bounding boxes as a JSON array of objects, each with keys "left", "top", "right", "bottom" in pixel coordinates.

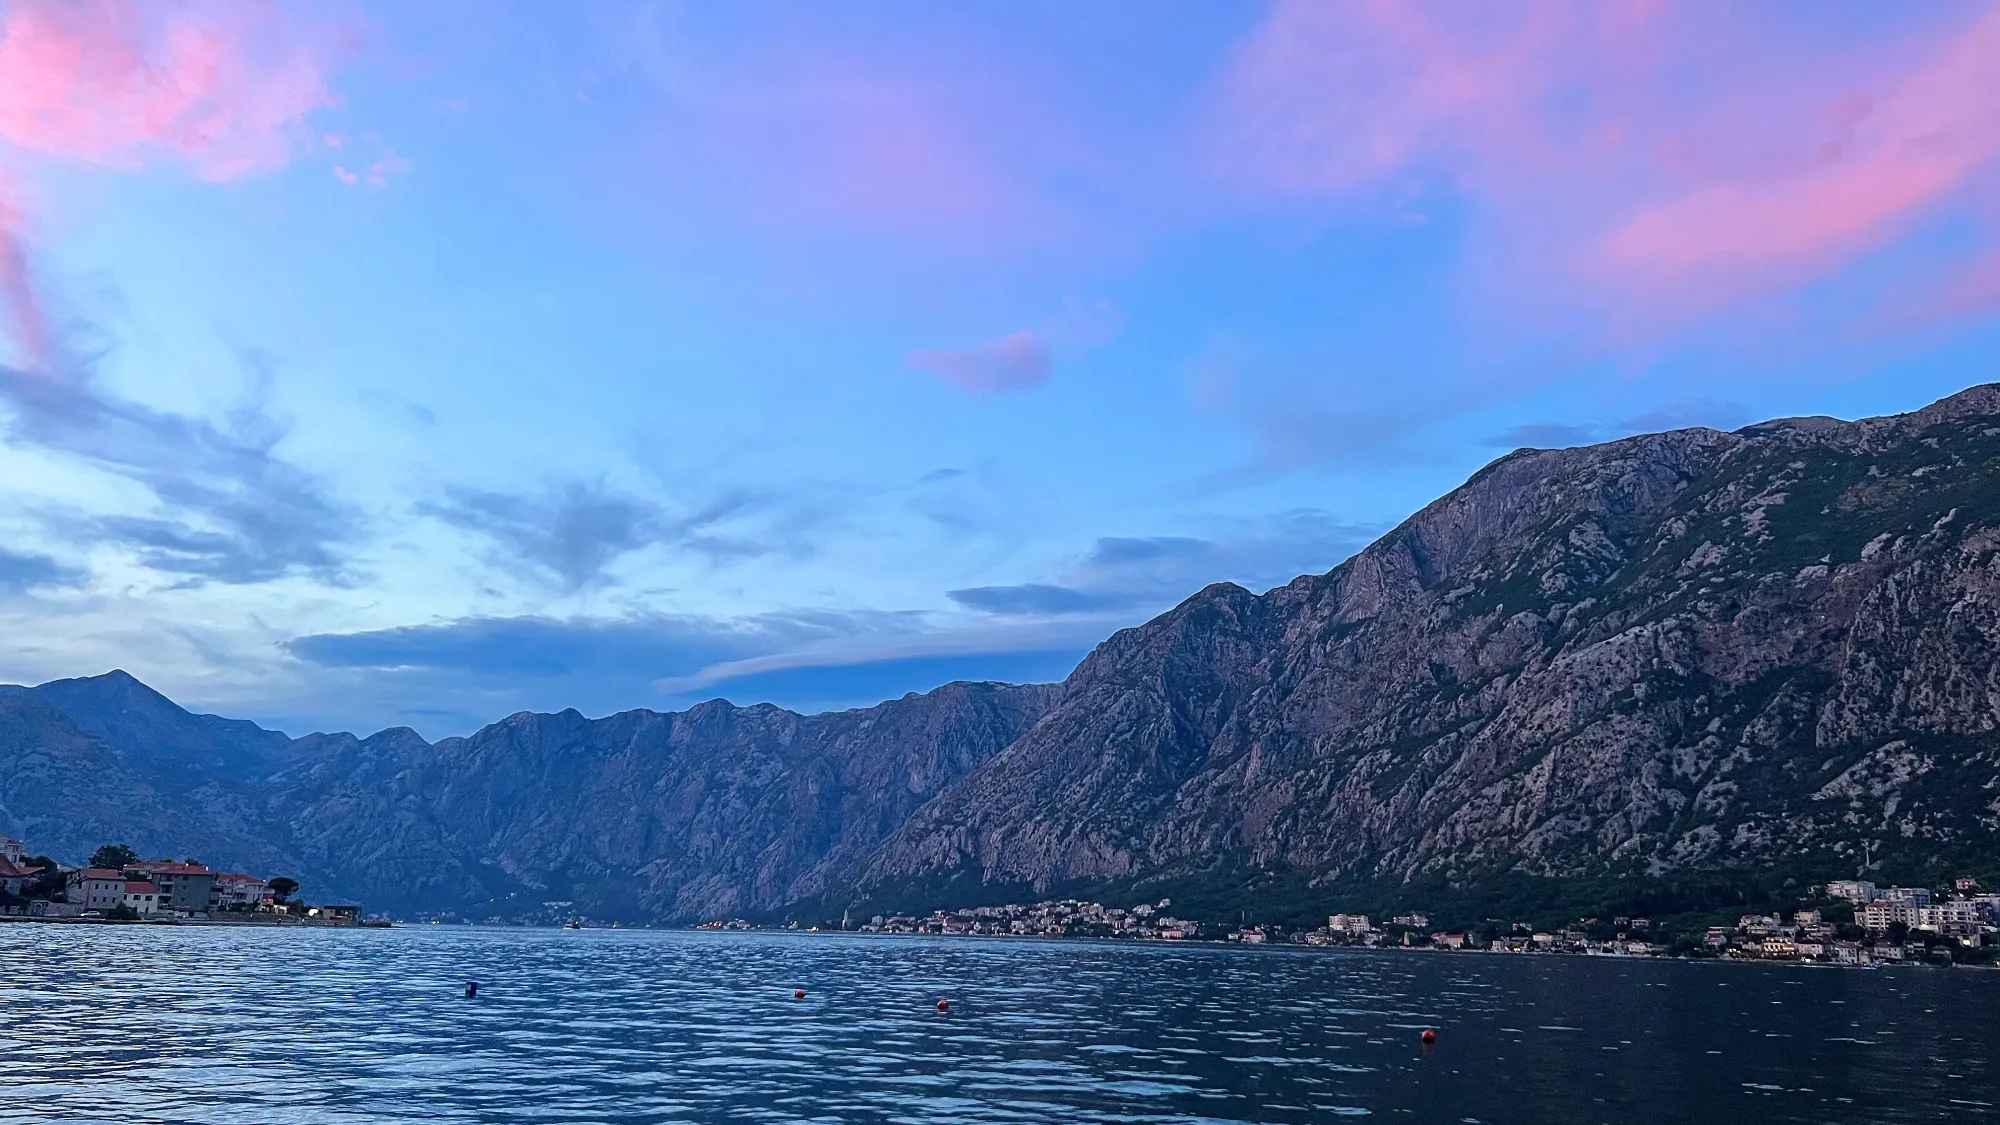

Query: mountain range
[{"left": 7, "top": 385, "right": 2000, "bottom": 924}]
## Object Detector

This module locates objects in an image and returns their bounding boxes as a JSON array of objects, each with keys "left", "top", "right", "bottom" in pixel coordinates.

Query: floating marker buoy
[
  {"left": 464, "top": 981, "right": 478, "bottom": 999},
  {"left": 794, "top": 989, "right": 807, "bottom": 1000},
  {"left": 936, "top": 999, "right": 951, "bottom": 1013},
  {"left": 1420, "top": 1028, "right": 1436, "bottom": 1045}
]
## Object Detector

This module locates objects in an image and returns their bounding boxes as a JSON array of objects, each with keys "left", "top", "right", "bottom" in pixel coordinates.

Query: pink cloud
[
  {"left": 626, "top": 13, "right": 1072, "bottom": 252},
  {"left": 365, "top": 145, "right": 409, "bottom": 187},
  {"left": 0, "top": 1, "right": 346, "bottom": 378},
  {"left": 0, "top": 0, "right": 337, "bottom": 181},
  {"left": 1210, "top": 0, "right": 2000, "bottom": 328},
  {"left": 1600, "top": 8, "right": 2000, "bottom": 296},
  {"left": 0, "top": 186, "right": 52, "bottom": 370},
  {"left": 908, "top": 331, "right": 1052, "bottom": 395}
]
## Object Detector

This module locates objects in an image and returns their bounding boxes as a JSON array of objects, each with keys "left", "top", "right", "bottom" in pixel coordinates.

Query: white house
[
  {"left": 69, "top": 868, "right": 126, "bottom": 911},
  {"left": 1328, "top": 914, "right": 1372, "bottom": 935},
  {"left": 122, "top": 880, "right": 161, "bottom": 916}
]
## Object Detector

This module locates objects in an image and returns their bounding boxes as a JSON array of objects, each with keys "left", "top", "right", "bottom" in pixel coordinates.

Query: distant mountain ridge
[{"left": 7, "top": 386, "right": 2000, "bottom": 921}]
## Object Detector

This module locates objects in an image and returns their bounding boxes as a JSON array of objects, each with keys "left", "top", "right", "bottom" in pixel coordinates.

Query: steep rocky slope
[
  {"left": 0, "top": 672, "right": 1055, "bottom": 919},
  {"left": 859, "top": 385, "right": 2000, "bottom": 899},
  {"left": 258, "top": 681, "right": 1057, "bottom": 917},
  {"left": 7, "top": 386, "right": 2000, "bottom": 921},
  {"left": 0, "top": 690, "right": 305, "bottom": 875}
]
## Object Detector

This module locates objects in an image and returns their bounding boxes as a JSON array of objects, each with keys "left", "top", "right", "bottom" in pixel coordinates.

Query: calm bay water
[{"left": 1, "top": 925, "right": 1995, "bottom": 1123}]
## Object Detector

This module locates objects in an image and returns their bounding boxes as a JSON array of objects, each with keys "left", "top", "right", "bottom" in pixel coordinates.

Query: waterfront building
[
  {"left": 210, "top": 873, "right": 269, "bottom": 909},
  {"left": 122, "top": 881, "right": 161, "bottom": 916},
  {"left": 1914, "top": 901, "right": 1982, "bottom": 938},
  {"left": 0, "top": 854, "right": 42, "bottom": 897},
  {"left": 69, "top": 868, "right": 126, "bottom": 911},
  {"left": 1328, "top": 914, "right": 1371, "bottom": 935},
  {"left": 127, "top": 861, "right": 216, "bottom": 914}
]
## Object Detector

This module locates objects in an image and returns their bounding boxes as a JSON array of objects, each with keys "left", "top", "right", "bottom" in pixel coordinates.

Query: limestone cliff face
[
  {"left": 859, "top": 385, "right": 2000, "bottom": 894},
  {"left": 7, "top": 387, "right": 2000, "bottom": 919}
]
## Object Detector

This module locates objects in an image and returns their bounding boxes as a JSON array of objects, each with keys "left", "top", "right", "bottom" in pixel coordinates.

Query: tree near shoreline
[
  {"left": 268, "top": 877, "right": 299, "bottom": 904},
  {"left": 88, "top": 844, "right": 138, "bottom": 870}
]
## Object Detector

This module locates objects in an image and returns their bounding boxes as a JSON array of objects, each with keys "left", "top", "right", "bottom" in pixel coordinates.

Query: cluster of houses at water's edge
[{"left": 0, "top": 836, "right": 365, "bottom": 924}]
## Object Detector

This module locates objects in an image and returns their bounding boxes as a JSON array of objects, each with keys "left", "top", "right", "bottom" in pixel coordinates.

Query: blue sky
[{"left": 0, "top": 0, "right": 1997, "bottom": 736}]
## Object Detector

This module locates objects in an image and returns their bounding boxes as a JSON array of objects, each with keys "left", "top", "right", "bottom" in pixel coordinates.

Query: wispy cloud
[
  {"left": 1488, "top": 398, "right": 1750, "bottom": 449},
  {"left": 0, "top": 0, "right": 338, "bottom": 180},
  {"left": 0, "top": 545, "right": 84, "bottom": 594},
  {"left": 907, "top": 330, "right": 1052, "bottom": 396},
  {"left": 946, "top": 582, "right": 1125, "bottom": 616},
  {"left": 421, "top": 481, "right": 667, "bottom": 593},
  {"left": 419, "top": 479, "right": 793, "bottom": 592},
  {"left": 0, "top": 0, "right": 355, "bottom": 586},
  {"left": 281, "top": 607, "right": 1089, "bottom": 734},
  {"left": 1209, "top": 1, "right": 2000, "bottom": 331},
  {"left": 950, "top": 510, "right": 1380, "bottom": 619},
  {"left": 622, "top": 6, "right": 1069, "bottom": 252},
  {"left": 0, "top": 347, "right": 358, "bottom": 584},
  {"left": 1184, "top": 347, "right": 1450, "bottom": 486}
]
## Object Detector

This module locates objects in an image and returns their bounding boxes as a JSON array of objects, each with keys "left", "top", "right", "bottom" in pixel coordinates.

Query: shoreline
[
  {"left": 680, "top": 926, "right": 1999, "bottom": 969},
  {"left": 0, "top": 914, "right": 390, "bottom": 929},
  {"left": 8, "top": 917, "right": 1983, "bottom": 968}
]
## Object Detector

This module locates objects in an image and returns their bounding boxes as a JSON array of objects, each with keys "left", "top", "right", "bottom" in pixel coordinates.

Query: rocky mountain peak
[{"left": 9, "top": 386, "right": 2000, "bottom": 922}]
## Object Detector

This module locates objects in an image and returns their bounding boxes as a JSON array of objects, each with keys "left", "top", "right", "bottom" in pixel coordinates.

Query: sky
[{"left": 0, "top": 0, "right": 1997, "bottom": 737}]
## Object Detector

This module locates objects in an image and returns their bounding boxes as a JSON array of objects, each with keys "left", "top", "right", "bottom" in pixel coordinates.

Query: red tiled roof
[
  {"left": 0, "top": 857, "right": 28, "bottom": 878},
  {"left": 124, "top": 881, "right": 160, "bottom": 894},
  {"left": 134, "top": 861, "right": 213, "bottom": 875},
  {"left": 79, "top": 868, "right": 123, "bottom": 880}
]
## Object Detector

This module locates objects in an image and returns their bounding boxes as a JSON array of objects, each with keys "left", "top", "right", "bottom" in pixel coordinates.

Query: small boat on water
[{"left": 565, "top": 919, "right": 582, "bottom": 930}]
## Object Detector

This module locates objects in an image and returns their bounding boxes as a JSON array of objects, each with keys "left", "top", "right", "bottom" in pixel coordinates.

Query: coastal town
[
  {"left": 0, "top": 836, "right": 374, "bottom": 925},
  {"left": 853, "top": 898, "right": 1203, "bottom": 940},
  {"left": 734, "top": 876, "right": 2000, "bottom": 968}
]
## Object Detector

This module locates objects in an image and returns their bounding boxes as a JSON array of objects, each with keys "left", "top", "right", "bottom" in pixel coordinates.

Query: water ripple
[{"left": 1, "top": 926, "right": 1995, "bottom": 1123}]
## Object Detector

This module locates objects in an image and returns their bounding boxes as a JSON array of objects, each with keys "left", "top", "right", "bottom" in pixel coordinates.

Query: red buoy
[
  {"left": 1420, "top": 1029, "right": 1436, "bottom": 1045},
  {"left": 936, "top": 999, "right": 951, "bottom": 1013},
  {"left": 794, "top": 989, "right": 807, "bottom": 1000}
]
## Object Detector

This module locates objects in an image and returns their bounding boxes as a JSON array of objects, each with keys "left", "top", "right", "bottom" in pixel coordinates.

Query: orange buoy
[
  {"left": 794, "top": 989, "right": 807, "bottom": 1000},
  {"left": 1420, "top": 1028, "right": 1436, "bottom": 1045},
  {"left": 936, "top": 999, "right": 951, "bottom": 1013}
]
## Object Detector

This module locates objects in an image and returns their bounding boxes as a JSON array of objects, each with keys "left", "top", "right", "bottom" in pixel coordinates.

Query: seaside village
[
  {"left": 834, "top": 877, "right": 2000, "bottom": 966},
  {"left": 0, "top": 836, "right": 370, "bottom": 925},
  {"left": 852, "top": 899, "right": 1203, "bottom": 940}
]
